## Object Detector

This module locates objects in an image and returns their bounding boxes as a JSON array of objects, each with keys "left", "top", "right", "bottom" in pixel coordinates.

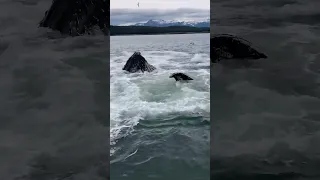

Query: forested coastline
[{"left": 110, "top": 25, "right": 210, "bottom": 36}]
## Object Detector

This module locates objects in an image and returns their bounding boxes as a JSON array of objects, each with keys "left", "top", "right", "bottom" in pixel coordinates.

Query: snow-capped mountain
[{"left": 126, "top": 19, "right": 210, "bottom": 27}]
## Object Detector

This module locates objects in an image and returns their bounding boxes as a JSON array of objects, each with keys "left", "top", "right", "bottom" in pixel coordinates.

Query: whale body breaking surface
[
  {"left": 122, "top": 52, "right": 194, "bottom": 82},
  {"left": 170, "top": 73, "right": 193, "bottom": 82},
  {"left": 211, "top": 34, "right": 267, "bottom": 63},
  {"left": 122, "top": 52, "right": 156, "bottom": 73},
  {"left": 39, "top": 0, "right": 109, "bottom": 36}
]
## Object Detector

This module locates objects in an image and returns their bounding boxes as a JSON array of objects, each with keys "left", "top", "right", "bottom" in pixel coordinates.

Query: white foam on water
[{"left": 110, "top": 50, "right": 210, "bottom": 152}]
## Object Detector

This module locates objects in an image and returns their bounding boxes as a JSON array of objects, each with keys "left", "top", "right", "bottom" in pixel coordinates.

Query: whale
[
  {"left": 169, "top": 73, "right": 193, "bottom": 82},
  {"left": 39, "top": 0, "right": 109, "bottom": 36},
  {"left": 123, "top": 52, "right": 156, "bottom": 73},
  {"left": 211, "top": 34, "right": 267, "bottom": 63}
]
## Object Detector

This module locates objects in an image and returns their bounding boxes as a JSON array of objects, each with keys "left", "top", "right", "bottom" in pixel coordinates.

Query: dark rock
[
  {"left": 122, "top": 52, "right": 156, "bottom": 73},
  {"left": 39, "top": 0, "right": 109, "bottom": 36}
]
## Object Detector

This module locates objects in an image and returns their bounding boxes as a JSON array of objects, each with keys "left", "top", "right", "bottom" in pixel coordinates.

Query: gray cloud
[{"left": 110, "top": 8, "right": 209, "bottom": 25}]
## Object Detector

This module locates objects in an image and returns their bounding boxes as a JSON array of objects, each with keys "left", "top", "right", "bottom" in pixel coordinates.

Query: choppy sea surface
[
  {"left": 0, "top": 1, "right": 109, "bottom": 179},
  {"left": 211, "top": 0, "right": 320, "bottom": 179},
  {"left": 110, "top": 33, "right": 210, "bottom": 180}
]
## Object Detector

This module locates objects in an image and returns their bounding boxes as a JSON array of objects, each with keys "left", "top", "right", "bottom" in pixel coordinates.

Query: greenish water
[{"left": 110, "top": 34, "right": 210, "bottom": 180}]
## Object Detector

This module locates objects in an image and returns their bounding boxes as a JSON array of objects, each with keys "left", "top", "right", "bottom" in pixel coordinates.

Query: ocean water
[
  {"left": 0, "top": 1, "right": 109, "bottom": 179},
  {"left": 110, "top": 34, "right": 210, "bottom": 180},
  {"left": 211, "top": 0, "right": 320, "bottom": 179}
]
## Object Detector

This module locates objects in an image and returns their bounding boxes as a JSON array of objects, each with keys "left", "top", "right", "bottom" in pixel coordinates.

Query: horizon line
[{"left": 110, "top": 8, "right": 210, "bottom": 10}]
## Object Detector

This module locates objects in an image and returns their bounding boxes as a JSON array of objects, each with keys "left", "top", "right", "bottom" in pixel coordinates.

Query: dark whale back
[
  {"left": 170, "top": 73, "right": 193, "bottom": 81},
  {"left": 211, "top": 34, "right": 267, "bottom": 63},
  {"left": 39, "top": 0, "right": 109, "bottom": 36},
  {"left": 123, "top": 52, "right": 156, "bottom": 73}
]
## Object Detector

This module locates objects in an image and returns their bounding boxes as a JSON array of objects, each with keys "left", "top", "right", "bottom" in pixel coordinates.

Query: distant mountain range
[{"left": 120, "top": 19, "right": 210, "bottom": 28}]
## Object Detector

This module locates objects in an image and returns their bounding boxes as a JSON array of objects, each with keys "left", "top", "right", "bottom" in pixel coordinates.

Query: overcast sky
[{"left": 110, "top": 0, "right": 209, "bottom": 25}]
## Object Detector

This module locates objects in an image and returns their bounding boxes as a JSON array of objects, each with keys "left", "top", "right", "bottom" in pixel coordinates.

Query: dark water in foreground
[
  {"left": 0, "top": 1, "right": 109, "bottom": 179},
  {"left": 110, "top": 34, "right": 210, "bottom": 180},
  {"left": 211, "top": 0, "right": 320, "bottom": 179}
]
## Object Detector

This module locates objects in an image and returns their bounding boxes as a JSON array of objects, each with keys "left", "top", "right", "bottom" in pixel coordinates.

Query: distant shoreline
[
  {"left": 110, "top": 25, "right": 210, "bottom": 36},
  {"left": 110, "top": 32, "right": 210, "bottom": 36}
]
